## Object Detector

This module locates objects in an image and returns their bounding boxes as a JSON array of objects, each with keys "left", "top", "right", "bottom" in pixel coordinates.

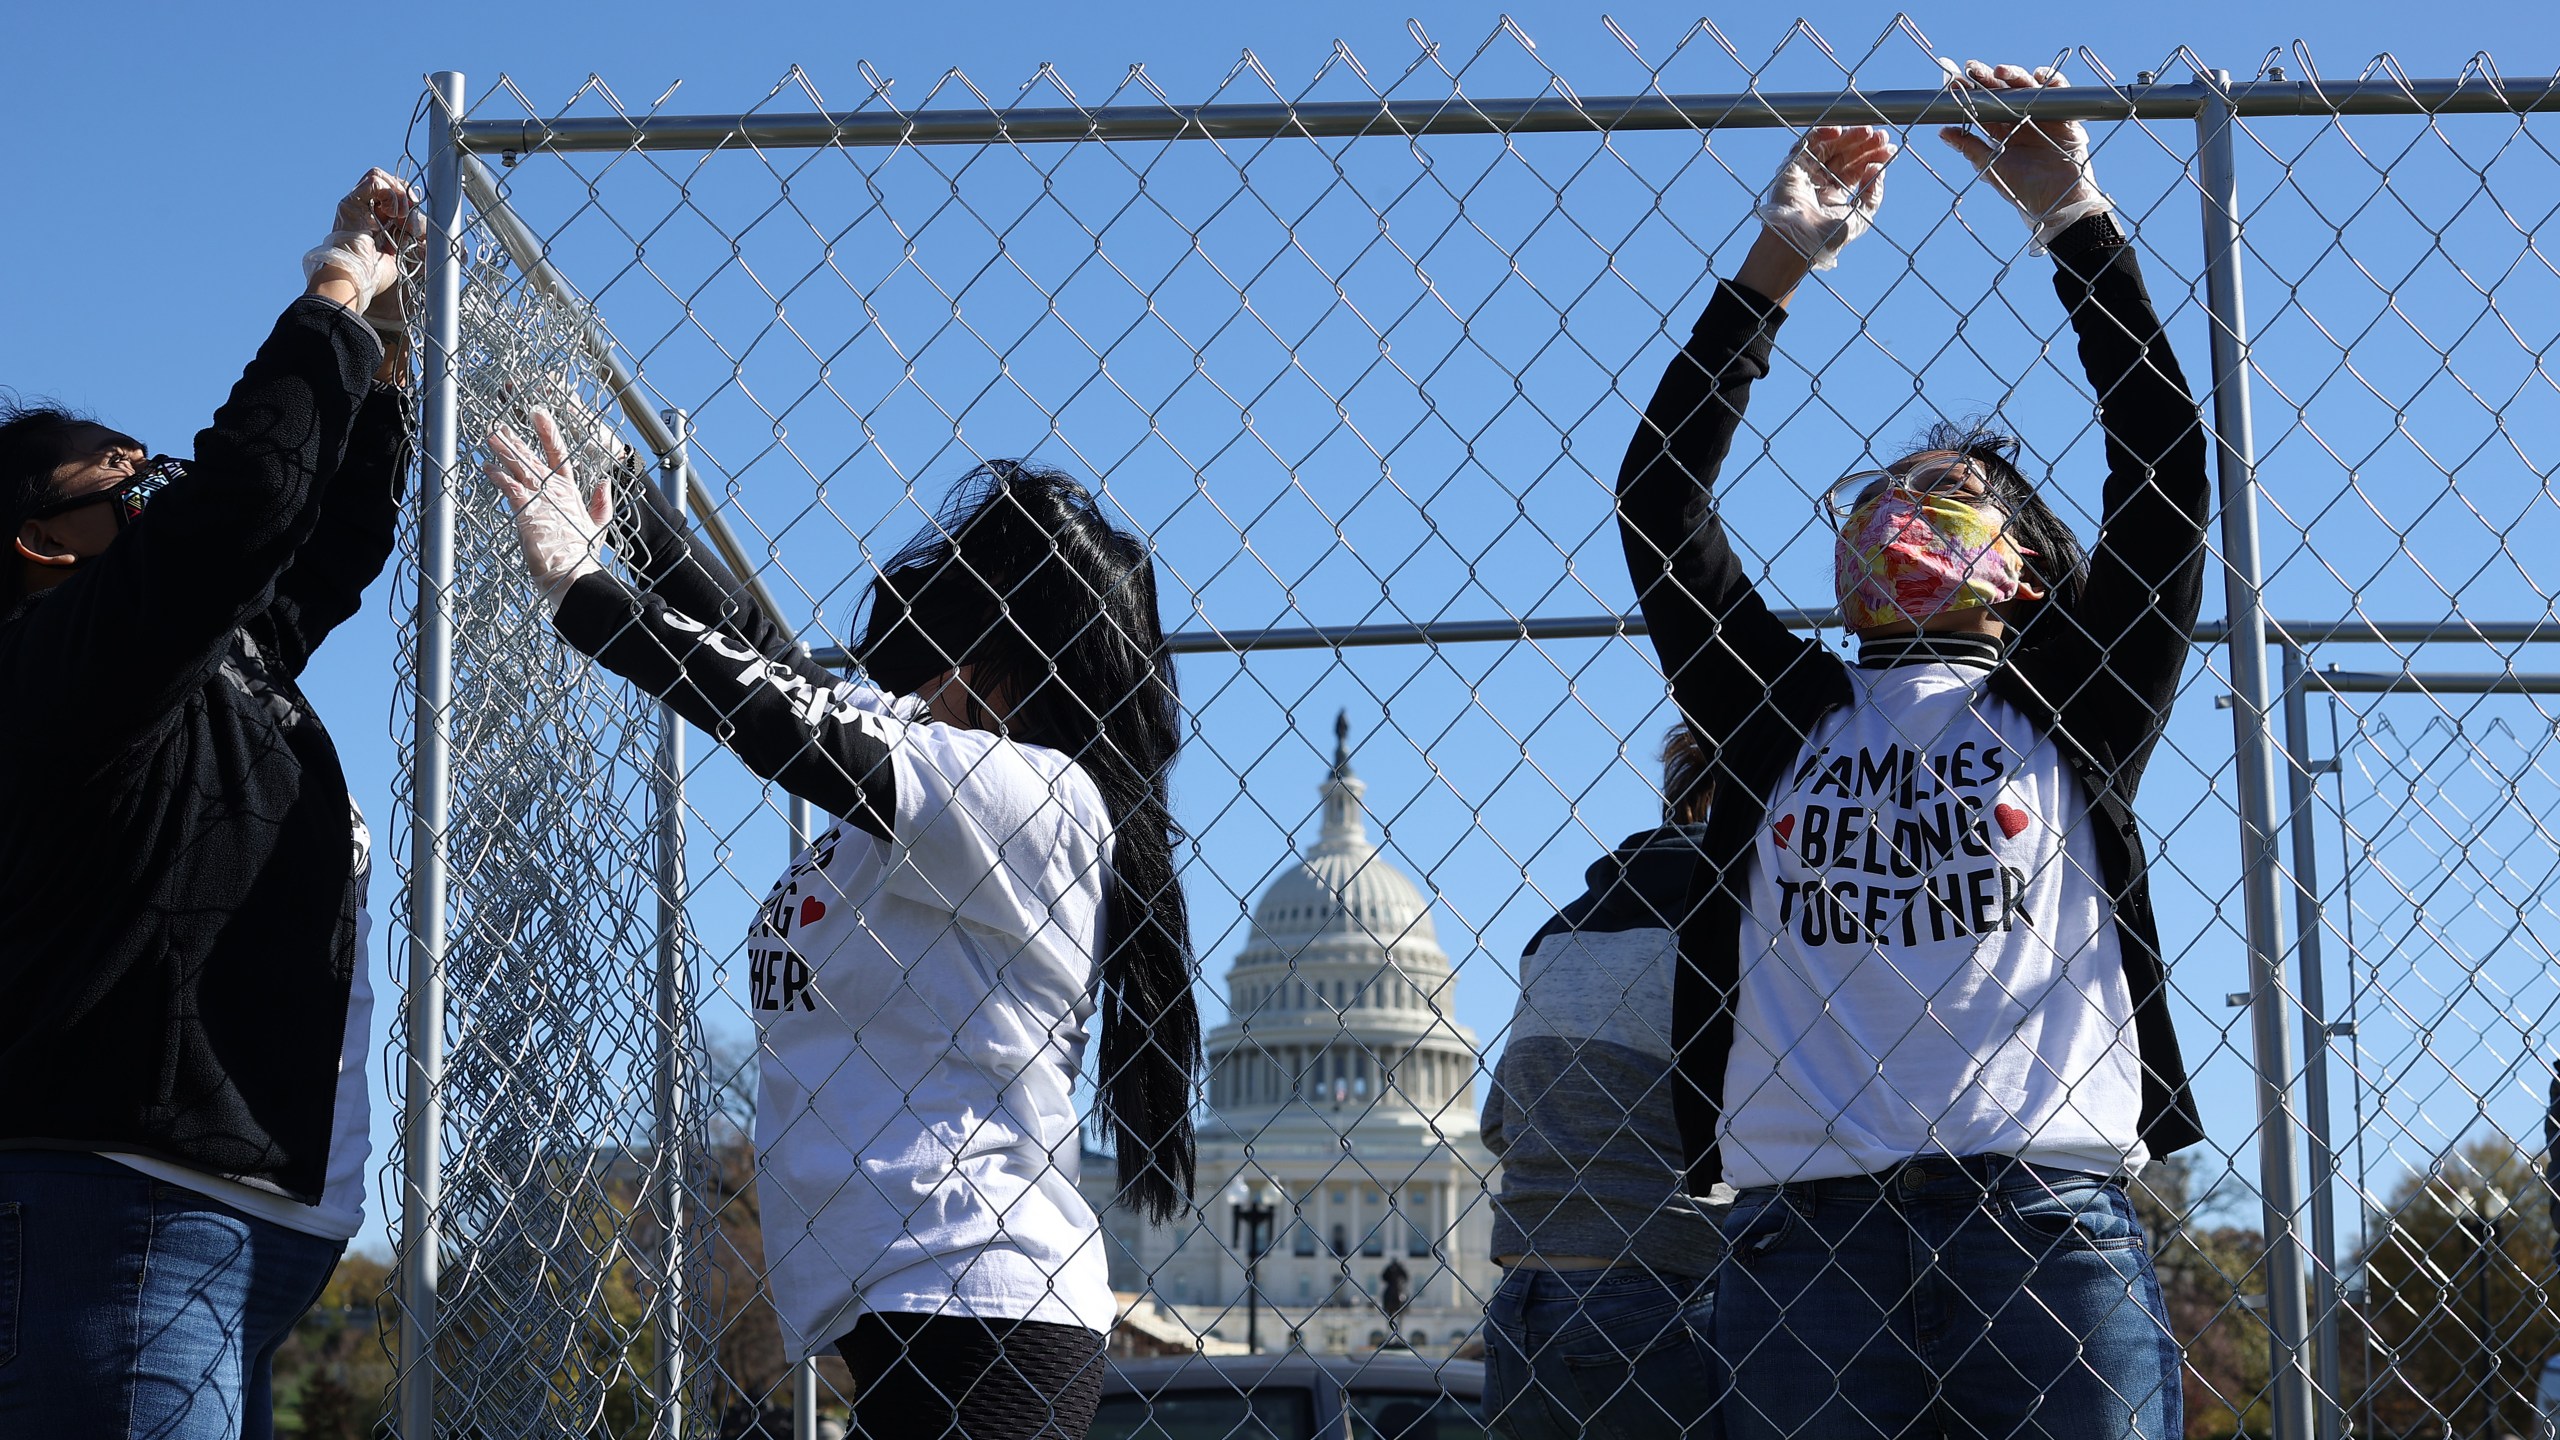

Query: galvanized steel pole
[
  {"left": 447, "top": 76, "right": 2560, "bottom": 157},
  {"left": 2281, "top": 643, "right": 2347, "bottom": 1440},
  {"left": 788, "top": 788, "right": 820, "bottom": 1440},
  {"left": 806, "top": 613, "right": 2560, "bottom": 668},
  {"left": 654, "top": 409, "right": 695, "bottom": 1437},
  {"left": 2198, "top": 70, "right": 2317, "bottom": 1440},
  {"left": 2300, "top": 669, "right": 2560, "bottom": 694},
  {"left": 400, "top": 68, "right": 466, "bottom": 1440}
]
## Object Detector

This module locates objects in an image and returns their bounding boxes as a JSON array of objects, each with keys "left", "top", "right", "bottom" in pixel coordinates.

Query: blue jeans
[
  {"left": 1483, "top": 1265, "right": 1722, "bottom": 1439},
  {"left": 1714, "top": 1157, "right": 2180, "bottom": 1440},
  {"left": 0, "top": 1150, "right": 345, "bottom": 1439}
]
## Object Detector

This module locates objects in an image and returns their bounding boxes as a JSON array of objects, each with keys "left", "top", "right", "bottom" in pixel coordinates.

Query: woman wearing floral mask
[{"left": 1615, "top": 63, "right": 2209, "bottom": 1438}]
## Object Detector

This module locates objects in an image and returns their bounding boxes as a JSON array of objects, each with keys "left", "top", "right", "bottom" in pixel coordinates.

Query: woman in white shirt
[
  {"left": 485, "top": 433, "right": 1200, "bottom": 1440},
  {"left": 1616, "top": 64, "right": 2210, "bottom": 1439}
]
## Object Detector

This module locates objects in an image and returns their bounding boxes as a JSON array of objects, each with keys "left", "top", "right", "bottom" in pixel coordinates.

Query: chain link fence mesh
[
  {"left": 386, "top": 21, "right": 2559, "bottom": 1439},
  {"left": 385, "top": 245, "right": 739, "bottom": 1434}
]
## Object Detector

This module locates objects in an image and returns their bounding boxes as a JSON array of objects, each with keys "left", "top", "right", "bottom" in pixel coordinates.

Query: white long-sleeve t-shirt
[{"left": 1721, "top": 659, "right": 2147, "bottom": 1188}]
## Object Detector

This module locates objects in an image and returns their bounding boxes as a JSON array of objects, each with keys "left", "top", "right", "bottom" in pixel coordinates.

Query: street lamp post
[{"left": 1229, "top": 1182, "right": 1276, "bottom": 1355}]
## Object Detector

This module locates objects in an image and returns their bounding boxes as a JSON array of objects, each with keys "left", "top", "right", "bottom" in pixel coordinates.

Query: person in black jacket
[
  {"left": 1616, "top": 63, "right": 2209, "bottom": 1439},
  {"left": 0, "top": 169, "right": 415, "bottom": 1435}
]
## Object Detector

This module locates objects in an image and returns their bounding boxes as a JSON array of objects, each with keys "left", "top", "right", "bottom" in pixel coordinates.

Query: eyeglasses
[
  {"left": 27, "top": 457, "right": 184, "bottom": 531},
  {"left": 1815, "top": 455, "right": 1983, "bottom": 529}
]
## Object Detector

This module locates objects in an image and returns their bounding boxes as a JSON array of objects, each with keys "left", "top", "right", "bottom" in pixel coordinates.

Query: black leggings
[{"left": 835, "top": 1312, "right": 1107, "bottom": 1440}]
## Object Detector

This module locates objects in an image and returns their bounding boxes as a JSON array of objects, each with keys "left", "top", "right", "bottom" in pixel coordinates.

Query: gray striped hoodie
[{"left": 1481, "top": 824, "right": 1727, "bottom": 1277}]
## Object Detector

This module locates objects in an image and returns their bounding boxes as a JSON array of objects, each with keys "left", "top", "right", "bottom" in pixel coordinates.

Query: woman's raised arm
[
  {"left": 1938, "top": 60, "right": 2210, "bottom": 788},
  {"left": 1617, "top": 127, "right": 1891, "bottom": 762},
  {"left": 484, "top": 410, "right": 901, "bottom": 838}
]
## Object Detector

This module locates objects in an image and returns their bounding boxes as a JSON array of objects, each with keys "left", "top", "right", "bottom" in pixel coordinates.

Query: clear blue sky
[{"left": 6, "top": 2, "right": 2556, "bottom": 1263}]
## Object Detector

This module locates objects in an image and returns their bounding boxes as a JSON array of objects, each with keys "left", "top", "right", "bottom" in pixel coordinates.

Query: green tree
[
  {"left": 2132, "top": 1156, "right": 2276, "bottom": 1438},
  {"left": 2345, "top": 1139, "right": 2556, "bottom": 1440},
  {"left": 271, "top": 1248, "right": 396, "bottom": 1437}
]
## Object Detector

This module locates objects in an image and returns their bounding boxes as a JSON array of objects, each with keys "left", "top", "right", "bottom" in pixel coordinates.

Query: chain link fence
[{"left": 386, "top": 22, "right": 2560, "bottom": 1439}]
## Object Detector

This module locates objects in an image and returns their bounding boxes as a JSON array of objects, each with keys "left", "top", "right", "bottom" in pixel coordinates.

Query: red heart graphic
[
  {"left": 798, "top": 896, "right": 828, "bottom": 927},
  {"left": 1993, "top": 804, "right": 2033, "bottom": 839},
  {"left": 1772, "top": 815, "right": 1796, "bottom": 849}
]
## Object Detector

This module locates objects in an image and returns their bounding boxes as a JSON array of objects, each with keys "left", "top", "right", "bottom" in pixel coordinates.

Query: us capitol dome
[{"left": 1089, "top": 713, "right": 1498, "bottom": 1359}]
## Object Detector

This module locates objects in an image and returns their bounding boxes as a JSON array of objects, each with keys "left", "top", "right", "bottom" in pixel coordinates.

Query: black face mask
[{"left": 26, "top": 456, "right": 185, "bottom": 533}]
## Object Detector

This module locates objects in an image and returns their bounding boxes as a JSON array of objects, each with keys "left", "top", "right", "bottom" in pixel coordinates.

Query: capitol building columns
[{"left": 1087, "top": 713, "right": 1500, "bottom": 1358}]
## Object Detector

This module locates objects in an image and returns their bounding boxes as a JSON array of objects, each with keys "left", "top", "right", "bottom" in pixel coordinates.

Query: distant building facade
[{"left": 1088, "top": 716, "right": 1499, "bottom": 1359}]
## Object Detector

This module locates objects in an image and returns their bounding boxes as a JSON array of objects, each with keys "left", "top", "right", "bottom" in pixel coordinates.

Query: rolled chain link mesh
[
  {"left": 383, "top": 22, "right": 2560, "bottom": 1440},
  {"left": 384, "top": 249, "right": 727, "bottom": 1433}
]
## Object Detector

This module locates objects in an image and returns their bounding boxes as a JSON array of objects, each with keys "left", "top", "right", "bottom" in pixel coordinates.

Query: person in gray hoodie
[{"left": 1480, "top": 724, "right": 1725, "bottom": 1440}]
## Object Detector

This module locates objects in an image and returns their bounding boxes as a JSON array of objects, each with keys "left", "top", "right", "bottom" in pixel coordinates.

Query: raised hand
[
  {"left": 304, "top": 167, "right": 423, "bottom": 323},
  {"left": 1937, "top": 60, "right": 2114, "bottom": 249},
  {"left": 485, "top": 409, "right": 615, "bottom": 609},
  {"left": 1754, "top": 125, "right": 1897, "bottom": 272},
  {"left": 501, "top": 371, "right": 634, "bottom": 482}
]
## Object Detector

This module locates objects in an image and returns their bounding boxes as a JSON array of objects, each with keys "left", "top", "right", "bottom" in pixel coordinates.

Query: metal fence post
[
  {"left": 2280, "top": 642, "right": 2347, "bottom": 1440},
  {"left": 654, "top": 407, "right": 695, "bottom": 1437},
  {"left": 2197, "top": 69, "right": 2317, "bottom": 1440},
  {"left": 786, "top": 789, "right": 820, "bottom": 1439},
  {"left": 400, "top": 67, "right": 466, "bottom": 1440}
]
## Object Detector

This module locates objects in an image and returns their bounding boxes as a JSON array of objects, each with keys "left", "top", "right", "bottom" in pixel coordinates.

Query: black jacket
[
  {"left": 1616, "top": 218, "right": 2212, "bottom": 1191},
  {"left": 0, "top": 297, "right": 405, "bottom": 1201}
]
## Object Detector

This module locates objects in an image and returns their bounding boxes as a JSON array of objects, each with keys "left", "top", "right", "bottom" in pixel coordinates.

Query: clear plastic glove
[
  {"left": 1754, "top": 126, "right": 1896, "bottom": 272},
  {"left": 1937, "top": 60, "right": 2114, "bottom": 251},
  {"left": 501, "top": 371, "right": 634, "bottom": 482},
  {"left": 485, "top": 409, "right": 615, "bottom": 612},
  {"left": 303, "top": 168, "right": 423, "bottom": 325}
]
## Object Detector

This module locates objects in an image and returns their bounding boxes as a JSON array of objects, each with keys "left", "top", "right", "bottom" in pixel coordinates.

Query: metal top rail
[
  {"left": 2311, "top": 670, "right": 2560, "bottom": 695},
  {"left": 453, "top": 77, "right": 2560, "bottom": 156},
  {"left": 800, "top": 611, "right": 2560, "bottom": 668}
]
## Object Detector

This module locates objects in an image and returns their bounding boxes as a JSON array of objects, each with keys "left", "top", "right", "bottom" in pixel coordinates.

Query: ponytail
[{"left": 859, "top": 460, "right": 1201, "bottom": 1221}]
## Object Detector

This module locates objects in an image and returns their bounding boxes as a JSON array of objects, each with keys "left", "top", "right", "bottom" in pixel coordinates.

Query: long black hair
[
  {"left": 1899, "top": 417, "right": 2090, "bottom": 619},
  {"left": 856, "top": 459, "right": 1201, "bottom": 1222}
]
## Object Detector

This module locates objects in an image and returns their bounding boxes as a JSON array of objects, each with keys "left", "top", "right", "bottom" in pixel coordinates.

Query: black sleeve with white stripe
[
  {"left": 605, "top": 465, "right": 809, "bottom": 667},
  {"left": 554, "top": 571, "right": 896, "bottom": 841}
]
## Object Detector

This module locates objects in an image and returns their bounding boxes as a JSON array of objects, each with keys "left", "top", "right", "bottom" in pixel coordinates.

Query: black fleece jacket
[
  {"left": 1616, "top": 217, "right": 2213, "bottom": 1191},
  {"left": 0, "top": 297, "right": 406, "bottom": 1202}
]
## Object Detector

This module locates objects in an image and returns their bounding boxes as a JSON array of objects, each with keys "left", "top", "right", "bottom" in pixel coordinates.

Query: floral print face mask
[{"left": 1832, "top": 488, "right": 2031, "bottom": 632}]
